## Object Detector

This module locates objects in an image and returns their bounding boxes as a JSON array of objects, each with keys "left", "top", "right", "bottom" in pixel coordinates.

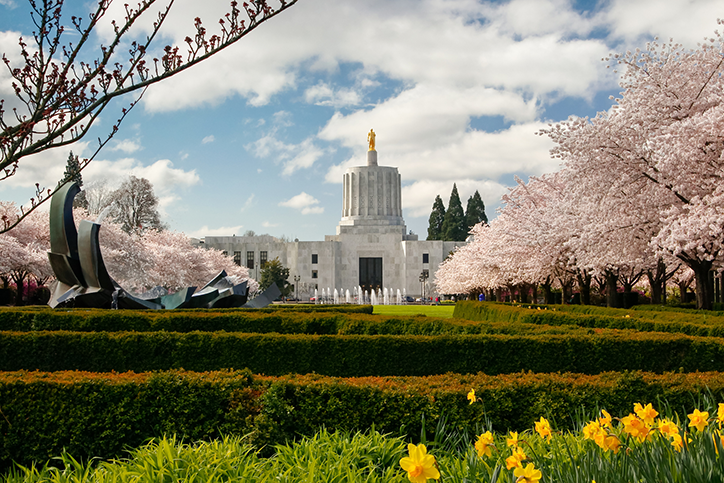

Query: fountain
[
  {"left": 333, "top": 288, "right": 339, "bottom": 304},
  {"left": 370, "top": 289, "right": 378, "bottom": 305},
  {"left": 314, "top": 288, "right": 319, "bottom": 304},
  {"left": 397, "top": 289, "right": 402, "bottom": 305},
  {"left": 383, "top": 287, "right": 389, "bottom": 305},
  {"left": 345, "top": 289, "right": 351, "bottom": 304}
]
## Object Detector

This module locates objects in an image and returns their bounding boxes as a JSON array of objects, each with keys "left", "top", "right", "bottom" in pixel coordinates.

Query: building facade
[{"left": 195, "top": 149, "right": 465, "bottom": 299}]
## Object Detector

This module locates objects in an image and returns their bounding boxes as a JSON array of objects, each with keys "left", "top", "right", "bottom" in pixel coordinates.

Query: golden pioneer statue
[{"left": 367, "top": 129, "right": 376, "bottom": 151}]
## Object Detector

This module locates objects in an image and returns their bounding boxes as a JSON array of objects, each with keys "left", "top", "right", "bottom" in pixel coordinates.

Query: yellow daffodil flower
[
  {"left": 633, "top": 403, "right": 659, "bottom": 426},
  {"left": 513, "top": 463, "right": 542, "bottom": 483},
  {"left": 601, "top": 434, "right": 622, "bottom": 453},
  {"left": 506, "top": 431, "right": 520, "bottom": 448},
  {"left": 688, "top": 408, "right": 709, "bottom": 433},
  {"left": 475, "top": 431, "right": 495, "bottom": 458},
  {"left": 534, "top": 417, "right": 552, "bottom": 441},
  {"left": 582, "top": 420, "right": 603, "bottom": 441},
  {"left": 657, "top": 419, "right": 679, "bottom": 437},
  {"left": 400, "top": 443, "right": 440, "bottom": 483},
  {"left": 505, "top": 447, "right": 527, "bottom": 470},
  {"left": 671, "top": 433, "right": 684, "bottom": 452},
  {"left": 622, "top": 414, "right": 650, "bottom": 441},
  {"left": 717, "top": 403, "right": 724, "bottom": 428},
  {"left": 467, "top": 388, "right": 476, "bottom": 405},
  {"left": 599, "top": 410, "right": 613, "bottom": 428}
]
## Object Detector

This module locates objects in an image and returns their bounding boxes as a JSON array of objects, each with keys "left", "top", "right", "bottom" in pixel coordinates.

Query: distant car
[
  {"left": 309, "top": 296, "right": 316, "bottom": 301},
  {"left": 403, "top": 296, "right": 414, "bottom": 302}
]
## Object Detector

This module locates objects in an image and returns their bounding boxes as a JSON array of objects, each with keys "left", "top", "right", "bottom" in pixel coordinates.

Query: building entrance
[{"left": 359, "top": 257, "right": 383, "bottom": 292}]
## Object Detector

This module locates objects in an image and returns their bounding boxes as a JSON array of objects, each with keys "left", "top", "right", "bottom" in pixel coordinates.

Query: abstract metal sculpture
[{"left": 47, "top": 182, "right": 275, "bottom": 309}]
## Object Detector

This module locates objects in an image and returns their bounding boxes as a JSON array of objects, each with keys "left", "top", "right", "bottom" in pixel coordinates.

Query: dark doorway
[{"left": 359, "top": 257, "right": 383, "bottom": 292}]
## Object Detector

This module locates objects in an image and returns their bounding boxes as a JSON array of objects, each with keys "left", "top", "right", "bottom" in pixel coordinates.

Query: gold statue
[{"left": 367, "top": 129, "right": 376, "bottom": 151}]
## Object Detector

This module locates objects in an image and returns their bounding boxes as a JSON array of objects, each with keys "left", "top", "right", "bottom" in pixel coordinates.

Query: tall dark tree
[
  {"left": 465, "top": 190, "right": 488, "bottom": 232},
  {"left": 58, "top": 151, "right": 88, "bottom": 209},
  {"left": 259, "top": 257, "right": 292, "bottom": 298},
  {"left": 441, "top": 184, "right": 467, "bottom": 241},
  {"left": 110, "top": 176, "right": 165, "bottom": 235},
  {"left": 426, "top": 195, "right": 446, "bottom": 240}
]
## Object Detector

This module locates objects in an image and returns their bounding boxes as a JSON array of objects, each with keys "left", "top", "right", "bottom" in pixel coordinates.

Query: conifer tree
[
  {"left": 465, "top": 190, "right": 488, "bottom": 232},
  {"left": 59, "top": 151, "right": 88, "bottom": 209},
  {"left": 427, "top": 195, "right": 446, "bottom": 240},
  {"left": 441, "top": 184, "right": 467, "bottom": 241}
]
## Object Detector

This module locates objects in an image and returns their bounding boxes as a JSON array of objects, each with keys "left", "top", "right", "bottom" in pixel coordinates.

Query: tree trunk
[
  {"left": 531, "top": 284, "right": 538, "bottom": 305},
  {"left": 646, "top": 259, "right": 667, "bottom": 305},
  {"left": 561, "top": 279, "right": 573, "bottom": 305},
  {"left": 576, "top": 270, "right": 591, "bottom": 306},
  {"left": 605, "top": 270, "right": 619, "bottom": 308},
  {"left": 690, "top": 259, "right": 714, "bottom": 310},
  {"left": 541, "top": 277, "right": 554, "bottom": 305}
]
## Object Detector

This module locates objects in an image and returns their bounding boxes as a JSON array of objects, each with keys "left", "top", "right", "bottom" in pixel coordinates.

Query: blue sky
[{"left": 0, "top": 0, "right": 721, "bottom": 241}]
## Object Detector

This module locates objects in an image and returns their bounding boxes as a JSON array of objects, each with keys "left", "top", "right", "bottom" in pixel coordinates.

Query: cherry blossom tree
[
  {"left": 541, "top": 25, "right": 724, "bottom": 309},
  {"left": 0, "top": 0, "right": 299, "bottom": 233}
]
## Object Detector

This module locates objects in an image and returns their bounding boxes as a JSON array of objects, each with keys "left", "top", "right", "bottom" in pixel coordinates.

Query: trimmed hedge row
[
  {"left": 2, "top": 369, "right": 724, "bottom": 468},
  {"left": 454, "top": 301, "right": 724, "bottom": 337},
  {"left": 0, "top": 307, "right": 607, "bottom": 336},
  {"left": 2, "top": 330, "right": 724, "bottom": 375}
]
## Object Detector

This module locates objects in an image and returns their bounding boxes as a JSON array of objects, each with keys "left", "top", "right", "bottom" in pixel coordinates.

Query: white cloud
[
  {"left": 324, "top": 121, "right": 557, "bottom": 185},
  {"left": 305, "top": 82, "right": 362, "bottom": 108},
  {"left": 279, "top": 192, "right": 324, "bottom": 215},
  {"left": 248, "top": 134, "right": 325, "bottom": 176},
  {"left": 188, "top": 225, "right": 243, "bottom": 238},
  {"left": 262, "top": 221, "right": 279, "bottom": 228},
  {"left": 202, "top": 135, "right": 215, "bottom": 144},
  {"left": 110, "top": 139, "right": 141, "bottom": 153},
  {"left": 604, "top": 0, "right": 722, "bottom": 47},
  {"left": 241, "top": 194, "right": 256, "bottom": 212}
]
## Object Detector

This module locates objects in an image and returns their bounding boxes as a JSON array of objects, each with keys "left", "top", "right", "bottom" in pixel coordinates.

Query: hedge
[
  {"left": 453, "top": 301, "right": 724, "bottom": 337},
  {"left": 2, "top": 330, "right": 724, "bottom": 375},
  {"left": 1, "top": 369, "right": 724, "bottom": 468},
  {"left": 0, "top": 307, "right": 607, "bottom": 336}
]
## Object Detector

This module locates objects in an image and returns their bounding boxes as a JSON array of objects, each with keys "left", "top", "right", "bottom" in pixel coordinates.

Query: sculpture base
[{"left": 367, "top": 150, "right": 377, "bottom": 166}]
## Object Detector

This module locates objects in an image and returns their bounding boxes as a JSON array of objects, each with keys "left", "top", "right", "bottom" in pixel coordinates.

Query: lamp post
[
  {"left": 419, "top": 271, "right": 429, "bottom": 303},
  {"left": 293, "top": 275, "right": 301, "bottom": 301}
]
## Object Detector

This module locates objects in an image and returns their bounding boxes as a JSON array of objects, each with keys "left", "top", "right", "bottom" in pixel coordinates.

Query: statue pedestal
[{"left": 367, "top": 150, "right": 378, "bottom": 166}]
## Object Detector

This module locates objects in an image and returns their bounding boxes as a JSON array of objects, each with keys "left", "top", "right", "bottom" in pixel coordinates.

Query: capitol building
[{"left": 195, "top": 135, "right": 465, "bottom": 299}]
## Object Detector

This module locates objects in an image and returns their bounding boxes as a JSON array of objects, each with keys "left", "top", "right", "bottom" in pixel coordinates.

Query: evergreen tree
[
  {"left": 426, "top": 195, "right": 446, "bottom": 240},
  {"left": 465, "top": 190, "right": 488, "bottom": 232},
  {"left": 58, "top": 151, "right": 88, "bottom": 209},
  {"left": 441, "top": 183, "right": 467, "bottom": 241},
  {"left": 259, "top": 257, "right": 292, "bottom": 298}
]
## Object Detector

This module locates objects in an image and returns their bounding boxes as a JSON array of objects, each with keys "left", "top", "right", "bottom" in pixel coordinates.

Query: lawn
[{"left": 372, "top": 304, "right": 456, "bottom": 318}]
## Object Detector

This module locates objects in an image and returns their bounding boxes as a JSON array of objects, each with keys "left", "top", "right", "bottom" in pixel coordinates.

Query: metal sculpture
[{"left": 47, "top": 182, "right": 274, "bottom": 309}]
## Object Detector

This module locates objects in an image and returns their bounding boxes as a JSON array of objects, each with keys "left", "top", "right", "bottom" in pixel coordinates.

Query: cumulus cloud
[
  {"left": 279, "top": 192, "right": 324, "bottom": 215},
  {"left": 188, "top": 225, "right": 243, "bottom": 238},
  {"left": 110, "top": 139, "right": 142, "bottom": 153},
  {"left": 248, "top": 134, "right": 325, "bottom": 176},
  {"left": 305, "top": 82, "right": 362, "bottom": 108},
  {"left": 202, "top": 135, "right": 215, "bottom": 144}
]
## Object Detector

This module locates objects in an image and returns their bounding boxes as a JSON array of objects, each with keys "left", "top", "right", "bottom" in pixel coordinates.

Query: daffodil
[
  {"left": 505, "top": 447, "right": 527, "bottom": 470},
  {"left": 671, "top": 433, "right": 684, "bottom": 452},
  {"left": 657, "top": 419, "right": 679, "bottom": 438},
  {"left": 599, "top": 410, "right": 613, "bottom": 428},
  {"left": 506, "top": 431, "right": 520, "bottom": 448},
  {"left": 717, "top": 403, "right": 724, "bottom": 428},
  {"left": 688, "top": 408, "right": 709, "bottom": 433},
  {"left": 622, "top": 414, "right": 650, "bottom": 441},
  {"left": 534, "top": 417, "right": 552, "bottom": 441},
  {"left": 582, "top": 420, "right": 603, "bottom": 441},
  {"left": 400, "top": 443, "right": 440, "bottom": 483},
  {"left": 467, "top": 388, "right": 476, "bottom": 405},
  {"left": 513, "top": 463, "right": 542, "bottom": 483},
  {"left": 633, "top": 402, "right": 658, "bottom": 426},
  {"left": 475, "top": 431, "right": 495, "bottom": 458}
]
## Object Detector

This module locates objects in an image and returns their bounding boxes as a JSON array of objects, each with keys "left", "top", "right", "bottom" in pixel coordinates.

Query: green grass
[{"left": 372, "top": 304, "right": 456, "bottom": 318}]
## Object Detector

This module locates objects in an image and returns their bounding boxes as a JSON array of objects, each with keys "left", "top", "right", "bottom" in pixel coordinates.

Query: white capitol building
[{"left": 195, "top": 135, "right": 465, "bottom": 299}]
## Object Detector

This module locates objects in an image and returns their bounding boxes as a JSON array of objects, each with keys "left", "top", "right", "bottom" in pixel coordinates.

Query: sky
[{"left": 0, "top": 0, "right": 721, "bottom": 242}]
